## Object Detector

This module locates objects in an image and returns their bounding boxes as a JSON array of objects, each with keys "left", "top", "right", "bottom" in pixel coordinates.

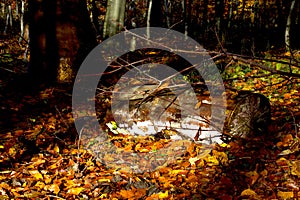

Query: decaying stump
[{"left": 225, "top": 91, "right": 271, "bottom": 140}]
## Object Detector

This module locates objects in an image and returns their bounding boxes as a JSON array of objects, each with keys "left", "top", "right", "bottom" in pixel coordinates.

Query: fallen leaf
[
  {"left": 119, "top": 189, "right": 135, "bottom": 199},
  {"left": 245, "top": 170, "right": 259, "bottom": 185},
  {"left": 67, "top": 187, "right": 85, "bottom": 195},
  {"left": 189, "top": 157, "right": 200, "bottom": 166},
  {"left": 54, "top": 144, "right": 60, "bottom": 153},
  {"left": 277, "top": 191, "right": 294, "bottom": 200},
  {"left": 34, "top": 181, "right": 45, "bottom": 189},
  {"left": 158, "top": 191, "right": 168, "bottom": 198},
  {"left": 29, "top": 170, "right": 43, "bottom": 180},
  {"left": 241, "top": 188, "right": 257, "bottom": 197},
  {"left": 46, "top": 184, "right": 60, "bottom": 194}
]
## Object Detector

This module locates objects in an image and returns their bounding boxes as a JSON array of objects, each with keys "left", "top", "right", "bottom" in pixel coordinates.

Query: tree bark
[
  {"left": 103, "top": 0, "right": 126, "bottom": 38},
  {"left": 28, "top": 0, "right": 97, "bottom": 85},
  {"left": 285, "top": 0, "right": 297, "bottom": 50},
  {"left": 148, "top": 0, "right": 164, "bottom": 27}
]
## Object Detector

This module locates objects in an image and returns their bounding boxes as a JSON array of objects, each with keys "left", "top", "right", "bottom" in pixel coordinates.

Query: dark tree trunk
[
  {"left": 28, "top": 0, "right": 57, "bottom": 84},
  {"left": 149, "top": 0, "right": 164, "bottom": 27},
  {"left": 91, "top": 0, "right": 101, "bottom": 36},
  {"left": 28, "top": 0, "right": 97, "bottom": 85}
]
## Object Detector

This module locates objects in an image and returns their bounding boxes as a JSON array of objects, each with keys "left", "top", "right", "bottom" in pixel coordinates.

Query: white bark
[
  {"left": 103, "top": 0, "right": 126, "bottom": 38},
  {"left": 285, "top": 0, "right": 297, "bottom": 50},
  {"left": 146, "top": 0, "right": 152, "bottom": 39}
]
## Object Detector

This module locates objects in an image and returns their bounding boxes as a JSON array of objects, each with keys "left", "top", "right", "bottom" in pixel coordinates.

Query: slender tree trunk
[
  {"left": 4, "top": 4, "right": 13, "bottom": 34},
  {"left": 285, "top": 0, "right": 296, "bottom": 50},
  {"left": 15, "top": 0, "right": 18, "bottom": 15},
  {"left": 164, "top": 0, "right": 170, "bottom": 28},
  {"left": 202, "top": 0, "right": 208, "bottom": 35},
  {"left": 182, "top": 0, "right": 191, "bottom": 38},
  {"left": 1, "top": 2, "right": 5, "bottom": 18},
  {"left": 19, "top": 0, "right": 26, "bottom": 43},
  {"left": 227, "top": 0, "right": 232, "bottom": 28},
  {"left": 91, "top": 0, "right": 101, "bottom": 36},
  {"left": 146, "top": 0, "right": 152, "bottom": 39},
  {"left": 215, "top": 0, "right": 224, "bottom": 42}
]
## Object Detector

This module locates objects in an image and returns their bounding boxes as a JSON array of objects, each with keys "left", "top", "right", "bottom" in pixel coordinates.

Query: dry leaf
[
  {"left": 158, "top": 191, "right": 168, "bottom": 198},
  {"left": 46, "top": 184, "right": 60, "bottom": 194},
  {"left": 67, "top": 187, "right": 85, "bottom": 195},
  {"left": 29, "top": 170, "right": 43, "bottom": 180},
  {"left": 241, "top": 188, "right": 257, "bottom": 197},
  {"left": 119, "top": 189, "right": 135, "bottom": 199},
  {"left": 277, "top": 191, "right": 294, "bottom": 200}
]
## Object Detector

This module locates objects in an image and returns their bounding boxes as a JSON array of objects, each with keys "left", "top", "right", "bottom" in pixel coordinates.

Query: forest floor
[{"left": 0, "top": 37, "right": 300, "bottom": 199}]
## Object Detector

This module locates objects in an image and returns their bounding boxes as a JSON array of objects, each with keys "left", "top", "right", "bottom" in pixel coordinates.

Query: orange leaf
[
  {"left": 14, "top": 129, "right": 24, "bottom": 136},
  {"left": 284, "top": 93, "right": 292, "bottom": 99},
  {"left": 119, "top": 189, "right": 135, "bottom": 199}
]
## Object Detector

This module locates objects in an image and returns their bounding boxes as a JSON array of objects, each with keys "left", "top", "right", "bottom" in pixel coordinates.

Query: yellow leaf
[
  {"left": 260, "top": 169, "right": 268, "bottom": 177},
  {"left": 245, "top": 170, "right": 259, "bottom": 185},
  {"left": 98, "top": 178, "right": 111, "bottom": 182},
  {"left": 241, "top": 188, "right": 257, "bottom": 197},
  {"left": 67, "top": 187, "right": 85, "bottom": 195},
  {"left": 206, "top": 156, "right": 219, "bottom": 165},
  {"left": 277, "top": 191, "right": 294, "bottom": 199},
  {"left": 44, "top": 174, "right": 52, "bottom": 184},
  {"left": 0, "top": 182, "right": 10, "bottom": 189},
  {"left": 146, "top": 51, "right": 158, "bottom": 55},
  {"left": 35, "top": 181, "right": 45, "bottom": 189},
  {"left": 220, "top": 143, "right": 230, "bottom": 148},
  {"left": 29, "top": 170, "right": 43, "bottom": 180},
  {"left": 54, "top": 144, "right": 60, "bottom": 153},
  {"left": 169, "top": 170, "right": 187, "bottom": 175},
  {"left": 212, "top": 150, "right": 228, "bottom": 165},
  {"left": 71, "top": 149, "right": 78, "bottom": 155},
  {"left": 158, "top": 191, "right": 168, "bottom": 198},
  {"left": 139, "top": 148, "right": 150, "bottom": 153},
  {"left": 290, "top": 161, "right": 300, "bottom": 177},
  {"left": 194, "top": 101, "right": 202, "bottom": 109},
  {"left": 64, "top": 179, "right": 77, "bottom": 189},
  {"left": 9, "top": 147, "right": 17, "bottom": 157},
  {"left": 134, "top": 143, "right": 142, "bottom": 151},
  {"left": 49, "top": 163, "right": 58, "bottom": 170},
  {"left": 21, "top": 181, "right": 27, "bottom": 187}
]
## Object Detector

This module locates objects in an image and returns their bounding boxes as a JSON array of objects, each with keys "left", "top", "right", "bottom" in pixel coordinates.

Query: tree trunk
[
  {"left": 4, "top": 4, "right": 13, "bottom": 34},
  {"left": 91, "top": 0, "right": 101, "bottom": 36},
  {"left": 103, "top": 0, "right": 126, "bottom": 38},
  {"left": 148, "top": 0, "right": 164, "bottom": 27},
  {"left": 28, "top": 0, "right": 97, "bottom": 85},
  {"left": 285, "top": 0, "right": 296, "bottom": 50},
  {"left": 19, "top": 0, "right": 26, "bottom": 43}
]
